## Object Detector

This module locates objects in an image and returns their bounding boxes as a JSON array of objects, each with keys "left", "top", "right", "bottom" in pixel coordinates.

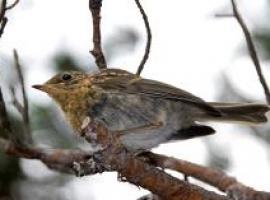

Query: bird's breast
[{"left": 61, "top": 91, "right": 97, "bottom": 133}]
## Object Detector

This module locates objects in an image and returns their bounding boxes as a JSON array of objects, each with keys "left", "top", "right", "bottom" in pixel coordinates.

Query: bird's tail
[{"left": 200, "top": 102, "right": 270, "bottom": 124}]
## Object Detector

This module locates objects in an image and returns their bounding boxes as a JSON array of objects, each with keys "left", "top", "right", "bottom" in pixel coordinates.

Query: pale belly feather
[{"left": 88, "top": 93, "right": 196, "bottom": 151}]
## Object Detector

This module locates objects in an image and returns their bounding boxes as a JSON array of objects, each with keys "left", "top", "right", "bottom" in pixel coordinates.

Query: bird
[{"left": 33, "top": 68, "right": 269, "bottom": 152}]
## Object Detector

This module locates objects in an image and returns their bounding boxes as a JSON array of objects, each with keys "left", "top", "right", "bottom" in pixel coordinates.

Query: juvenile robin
[{"left": 33, "top": 69, "right": 269, "bottom": 151}]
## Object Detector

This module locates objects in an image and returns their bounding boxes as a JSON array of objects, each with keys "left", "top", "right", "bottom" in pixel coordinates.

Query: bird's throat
[{"left": 54, "top": 89, "right": 99, "bottom": 134}]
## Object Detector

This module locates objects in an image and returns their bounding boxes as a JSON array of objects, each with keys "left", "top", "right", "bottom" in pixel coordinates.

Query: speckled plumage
[{"left": 33, "top": 69, "right": 270, "bottom": 151}]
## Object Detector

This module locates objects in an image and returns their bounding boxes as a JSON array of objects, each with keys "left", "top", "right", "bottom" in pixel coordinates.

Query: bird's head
[{"left": 32, "top": 71, "right": 94, "bottom": 110}]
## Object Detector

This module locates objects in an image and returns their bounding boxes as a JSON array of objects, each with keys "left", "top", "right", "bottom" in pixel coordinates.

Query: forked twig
[
  {"left": 10, "top": 86, "right": 24, "bottom": 114},
  {"left": 0, "top": 0, "right": 20, "bottom": 37},
  {"left": 135, "top": 0, "right": 152, "bottom": 76},
  {"left": 230, "top": 0, "right": 270, "bottom": 104},
  {"left": 89, "top": 0, "right": 107, "bottom": 70},
  {"left": 13, "top": 49, "right": 32, "bottom": 143},
  {"left": 5, "top": 0, "right": 19, "bottom": 10}
]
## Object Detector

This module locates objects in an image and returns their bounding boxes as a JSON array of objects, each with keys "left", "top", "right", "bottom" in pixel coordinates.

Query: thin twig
[
  {"left": 214, "top": 13, "right": 234, "bottom": 18},
  {"left": 0, "top": 0, "right": 7, "bottom": 38},
  {"left": 0, "top": 0, "right": 6, "bottom": 21},
  {"left": 13, "top": 49, "right": 32, "bottom": 144},
  {"left": 0, "top": 87, "right": 19, "bottom": 143},
  {"left": 89, "top": 0, "right": 107, "bottom": 70},
  {"left": 135, "top": 0, "right": 152, "bottom": 76},
  {"left": 0, "top": 0, "right": 20, "bottom": 37},
  {"left": 230, "top": 0, "right": 270, "bottom": 104},
  {"left": 10, "top": 86, "right": 24, "bottom": 114},
  {"left": 5, "top": 0, "right": 19, "bottom": 10},
  {"left": 0, "top": 88, "right": 12, "bottom": 134},
  {"left": 0, "top": 17, "right": 7, "bottom": 37}
]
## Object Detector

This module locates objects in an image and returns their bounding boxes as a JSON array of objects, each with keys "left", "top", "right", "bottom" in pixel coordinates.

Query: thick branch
[
  {"left": 230, "top": 0, "right": 270, "bottom": 104},
  {"left": 81, "top": 123, "right": 228, "bottom": 200},
  {"left": 143, "top": 152, "right": 270, "bottom": 200},
  {"left": 0, "top": 130, "right": 227, "bottom": 200},
  {"left": 89, "top": 0, "right": 107, "bottom": 70},
  {"left": 135, "top": 0, "right": 152, "bottom": 75},
  {"left": 0, "top": 137, "right": 93, "bottom": 175}
]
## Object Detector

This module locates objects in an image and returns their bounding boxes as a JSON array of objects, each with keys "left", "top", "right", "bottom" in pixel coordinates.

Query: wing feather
[{"left": 92, "top": 69, "right": 221, "bottom": 117}]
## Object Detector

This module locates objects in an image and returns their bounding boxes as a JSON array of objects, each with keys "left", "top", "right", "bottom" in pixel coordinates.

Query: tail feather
[
  {"left": 171, "top": 125, "right": 215, "bottom": 140},
  {"left": 200, "top": 102, "right": 270, "bottom": 124}
]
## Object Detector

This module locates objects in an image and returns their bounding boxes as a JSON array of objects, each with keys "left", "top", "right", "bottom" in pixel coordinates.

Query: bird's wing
[{"left": 92, "top": 69, "right": 221, "bottom": 117}]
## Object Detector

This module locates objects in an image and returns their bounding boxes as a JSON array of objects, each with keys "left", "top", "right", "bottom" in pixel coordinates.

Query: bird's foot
[{"left": 72, "top": 154, "right": 107, "bottom": 177}]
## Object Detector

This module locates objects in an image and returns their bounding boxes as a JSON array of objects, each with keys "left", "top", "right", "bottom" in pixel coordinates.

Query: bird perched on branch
[{"left": 33, "top": 69, "right": 269, "bottom": 151}]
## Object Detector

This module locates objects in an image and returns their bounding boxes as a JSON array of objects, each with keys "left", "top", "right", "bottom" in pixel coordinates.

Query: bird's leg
[
  {"left": 135, "top": 150, "right": 153, "bottom": 163},
  {"left": 117, "top": 172, "right": 128, "bottom": 182},
  {"left": 184, "top": 175, "right": 189, "bottom": 182}
]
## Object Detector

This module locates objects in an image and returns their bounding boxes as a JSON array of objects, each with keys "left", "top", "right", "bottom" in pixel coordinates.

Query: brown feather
[{"left": 92, "top": 69, "right": 221, "bottom": 117}]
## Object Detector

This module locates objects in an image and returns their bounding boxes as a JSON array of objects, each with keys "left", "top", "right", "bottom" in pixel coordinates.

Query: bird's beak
[{"left": 32, "top": 84, "right": 47, "bottom": 92}]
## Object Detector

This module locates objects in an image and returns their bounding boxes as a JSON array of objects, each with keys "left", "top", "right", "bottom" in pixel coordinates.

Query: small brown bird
[{"left": 33, "top": 69, "right": 269, "bottom": 151}]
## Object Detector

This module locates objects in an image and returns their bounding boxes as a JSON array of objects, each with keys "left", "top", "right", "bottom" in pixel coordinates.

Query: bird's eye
[{"left": 62, "top": 74, "right": 72, "bottom": 81}]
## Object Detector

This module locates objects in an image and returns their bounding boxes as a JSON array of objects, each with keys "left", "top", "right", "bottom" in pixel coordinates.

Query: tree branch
[
  {"left": 230, "top": 0, "right": 270, "bottom": 104},
  {"left": 0, "top": 122, "right": 228, "bottom": 200},
  {"left": 89, "top": 0, "right": 107, "bottom": 70},
  {"left": 0, "top": 137, "right": 94, "bottom": 175},
  {"left": 135, "top": 0, "right": 152, "bottom": 76},
  {"left": 143, "top": 152, "right": 270, "bottom": 200},
  {"left": 80, "top": 122, "right": 229, "bottom": 200}
]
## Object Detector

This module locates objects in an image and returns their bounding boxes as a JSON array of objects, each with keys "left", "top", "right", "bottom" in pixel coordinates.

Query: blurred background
[{"left": 0, "top": 0, "right": 270, "bottom": 199}]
